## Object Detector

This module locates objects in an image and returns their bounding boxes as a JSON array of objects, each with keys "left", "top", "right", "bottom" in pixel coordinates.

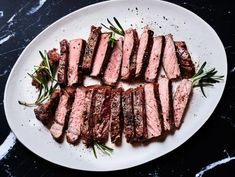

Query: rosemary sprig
[
  {"left": 18, "top": 50, "right": 58, "bottom": 106},
  {"left": 191, "top": 61, "right": 224, "bottom": 97},
  {"left": 101, "top": 17, "right": 125, "bottom": 36},
  {"left": 92, "top": 141, "right": 114, "bottom": 158},
  {"left": 109, "top": 32, "right": 116, "bottom": 48}
]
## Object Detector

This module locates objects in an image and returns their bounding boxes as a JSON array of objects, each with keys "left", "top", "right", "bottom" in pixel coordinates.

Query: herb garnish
[
  {"left": 101, "top": 17, "right": 125, "bottom": 36},
  {"left": 18, "top": 50, "right": 58, "bottom": 106},
  {"left": 191, "top": 61, "right": 224, "bottom": 97},
  {"left": 92, "top": 141, "right": 113, "bottom": 158}
]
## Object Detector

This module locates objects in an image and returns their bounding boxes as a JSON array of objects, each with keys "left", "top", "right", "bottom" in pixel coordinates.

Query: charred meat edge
[
  {"left": 133, "top": 86, "right": 147, "bottom": 142},
  {"left": 144, "top": 83, "right": 163, "bottom": 140},
  {"left": 175, "top": 41, "right": 195, "bottom": 78},
  {"left": 81, "top": 86, "right": 99, "bottom": 147},
  {"left": 103, "top": 38, "right": 123, "bottom": 86},
  {"left": 110, "top": 88, "right": 123, "bottom": 145},
  {"left": 162, "top": 34, "right": 181, "bottom": 80},
  {"left": 173, "top": 79, "right": 192, "bottom": 129},
  {"left": 135, "top": 26, "right": 154, "bottom": 78},
  {"left": 67, "top": 39, "right": 86, "bottom": 86},
  {"left": 121, "top": 28, "right": 138, "bottom": 80},
  {"left": 66, "top": 87, "right": 86, "bottom": 144},
  {"left": 34, "top": 89, "right": 60, "bottom": 125},
  {"left": 57, "top": 39, "right": 69, "bottom": 86},
  {"left": 145, "top": 36, "right": 164, "bottom": 82},
  {"left": 90, "top": 32, "right": 112, "bottom": 77},
  {"left": 122, "top": 88, "right": 135, "bottom": 143},
  {"left": 82, "top": 26, "right": 102, "bottom": 74},
  {"left": 93, "top": 87, "right": 112, "bottom": 143}
]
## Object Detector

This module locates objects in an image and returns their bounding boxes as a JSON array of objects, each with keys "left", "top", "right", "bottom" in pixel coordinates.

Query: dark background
[{"left": 0, "top": 0, "right": 234, "bottom": 176}]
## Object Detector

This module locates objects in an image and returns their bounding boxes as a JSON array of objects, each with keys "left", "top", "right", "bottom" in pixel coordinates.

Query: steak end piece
[
  {"left": 57, "top": 39, "right": 69, "bottom": 85},
  {"left": 82, "top": 26, "right": 102, "bottom": 74},
  {"left": 135, "top": 26, "right": 154, "bottom": 78},
  {"left": 175, "top": 41, "right": 195, "bottom": 78},
  {"left": 110, "top": 88, "right": 123, "bottom": 145},
  {"left": 90, "top": 32, "right": 112, "bottom": 77},
  {"left": 145, "top": 36, "right": 164, "bottom": 82},
  {"left": 162, "top": 34, "right": 181, "bottom": 80},
  {"left": 34, "top": 89, "right": 60, "bottom": 125},
  {"left": 121, "top": 28, "right": 138, "bottom": 80},
  {"left": 144, "top": 83, "right": 163, "bottom": 140},
  {"left": 133, "top": 86, "right": 147, "bottom": 142},
  {"left": 122, "top": 88, "right": 135, "bottom": 143},
  {"left": 103, "top": 38, "right": 123, "bottom": 86},
  {"left": 93, "top": 87, "right": 112, "bottom": 143},
  {"left": 81, "top": 86, "right": 98, "bottom": 147},
  {"left": 173, "top": 79, "right": 192, "bottom": 129}
]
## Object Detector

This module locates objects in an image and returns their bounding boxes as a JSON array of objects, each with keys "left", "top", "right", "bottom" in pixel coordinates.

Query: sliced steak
[
  {"left": 90, "top": 33, "right": 112, "bottom": 77},
  {"left": 81, "top": 86, "right": 98, "bottom": 147},
  {"left": 50, "top": 89, "right": 73, "bottom": 141},
  {"left": 103, "top": 38, "right": 123, "bottom": 86},
  {"left": 66, "top": 87, "right": 86, "bottom": 144},
  {"left": 144, "top": 83, "right": 163, "bottom": 139},
  {"left": 158, "top": 77, "right": 174, "bottom": 132},
  {"left": 145, "top": 36, "right": 164, "bottom": 82},
  {"left": 110, "top": 88, "right": 123, "bottom": 145},
  {"left": 135, "top": 27, "right": 154, "bottom": 78},
  {"left": 121, "top": 28, "right": 138, "bottom": 80},
  {"left": 67, "top": 39, "right": 85, "bottom": 86},
  {"left": 175, "top": 41, "right": 195, "bottom": 78},
  {"left": 93, "top": 87, "right": 112, "bottom": 143},
  {"left": 122, "top": 88, "right": 135, "bottom": 143},
  {"left": 173, "top": 79, "right": 192, "bottom": 128},
  {"left": 133, "top": 86, "right": 147, "bottom": 142},
  {"left": 34, "top": 89, "right": 60, "bottom": 125},
  {"left": 57, "top": 39, "right": 69, "bottom": 85},
  {"left": 82, "top": 26, "right": 102, "bottom": 73},
  {"left": 162, "top": 34, "right": 181, "bottom": 80}
]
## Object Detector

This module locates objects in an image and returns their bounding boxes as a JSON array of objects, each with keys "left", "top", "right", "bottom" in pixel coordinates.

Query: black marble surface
[{"left": 0, "top": 0, "right": 235, "bottom": 176}]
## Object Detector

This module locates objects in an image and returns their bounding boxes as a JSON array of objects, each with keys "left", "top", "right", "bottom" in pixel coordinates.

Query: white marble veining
[
  {"left": 0, "top": 11, "right": 3, "bottom": 18},
  {"left": 0, "top": 132, "right": 16, "bottom": 160},
  {"left": 27, "top": 0, "right": 47, "bottom": 15},
  {"left": 231, "top": 67, "right": 235, "bottom": 73},
  {"left": 0, "top": 33, "right": 15, "bottom": 45},
  {"left": 195, "top": 151, "right": 235, "bottom": 177}
]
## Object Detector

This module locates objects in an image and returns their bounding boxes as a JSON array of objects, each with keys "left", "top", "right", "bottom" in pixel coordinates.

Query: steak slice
[
  {"left": 50, "top": 89, "right": 73, "bottom": 141},
  {"left": 103, "top": 38, "right": 123, "bottom": 86},
  {"left": 110, "top": 88, "right": 123, "bottom": 145},
  {"left": 67, "top": 39, "right": 86, "bottom": 86},
  {"left": 93, "top": 87, "right": 112, "bottom": 143},
  {"left": 158, "top": 77, "right": 174, "bottom": 132},
  {"left": 57, "top": 39, "right": 69, "bottom": 85},
  {"left": 34, "top": 89, "right": 60, "bottom": 125},
  {"left": 135, "top": 26, "right": 154, "bottom": 78},
  {"left": 66, "top": 87, "right": 86, "bottom": 144},
  {"left": 47, "top": 48, "right": 60, "bottom": 65},
  {"left": 173, "top": 79, "right": 192, "bottom": 128},
  {"left": 121, "top": 28, "right": 138, "bottom": 80},
  {"left": 133, "top": 86, "right": 147, "bottom": 142},
  {"left": 145, "top": 36, "right": 164, "bottom": 82},
  {"left": 81, "top": 86, "right": 98, "bottom": 147},
  {"left": 90, "top": 33, "right": 112, "bottom": 77},
  {"left": 122, "top": 88, "right": 135, "bottom": 143},
  {"left": 82, "top": 26, "right": 102, "bottom": 73},
  {"left": 144, "top": 83, "right": 163, "bottom": 139},
  {"left": 162, "top": 34, "right": 181, "bottom": 80},
  {"left": 175, "top": 41, "right": 195, "bottom": 78}
]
